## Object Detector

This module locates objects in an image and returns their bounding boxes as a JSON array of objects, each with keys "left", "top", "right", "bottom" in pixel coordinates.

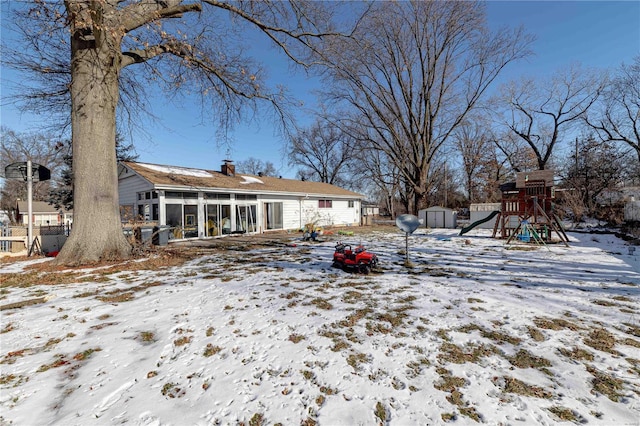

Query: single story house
[
  {"left": 15, "top": 201, "right": 73, "bottom": 227},
  {"left": 418, "top": 206, "right": 457, "bottom": 229},
  {"left": 117, "top": 161, "right": 364, "bottom": 240}
]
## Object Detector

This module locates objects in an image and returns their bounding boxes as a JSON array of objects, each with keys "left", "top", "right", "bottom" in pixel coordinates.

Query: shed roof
[
  {"left": 419, "top": 206, "right": 456, "bottom": 213},
  {"left": 119, "top": 162, "right": 364, "bottom": 199}
]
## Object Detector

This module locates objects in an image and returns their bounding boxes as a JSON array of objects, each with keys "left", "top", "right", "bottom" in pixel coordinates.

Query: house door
[
  {"left": 235, "top": 205, "right": 257, "bottom": 233},
  {"left": 206, "top": 204, "right": 231, "bottom": 236},
  {"left": 183, "top": 205, "right": 198, "bottom": 238}
]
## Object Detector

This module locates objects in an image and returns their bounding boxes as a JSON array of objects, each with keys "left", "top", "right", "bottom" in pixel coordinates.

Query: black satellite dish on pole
[
  {"left": 5, "top": 162, "right": 51, "bottom": 182},
  {"left": 396, "top": 214, "right": 420, "bottom": 266}
]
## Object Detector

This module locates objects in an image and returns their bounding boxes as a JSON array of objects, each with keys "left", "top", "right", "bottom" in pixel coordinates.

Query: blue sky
[{"left": 1, "top": 1, "right": 639, "bottom": 178}]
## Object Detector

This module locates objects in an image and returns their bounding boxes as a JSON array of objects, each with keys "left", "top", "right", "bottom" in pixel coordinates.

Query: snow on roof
[
  {"left": 137, "top": 162, "right": 213, "bottom": 178},
  {"left": 240, "top": 175, "right": 264, "bottom": 185}
]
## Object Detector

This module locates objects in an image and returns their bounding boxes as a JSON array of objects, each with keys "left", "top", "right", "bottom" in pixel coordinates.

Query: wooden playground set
[
  {"left": 493, "top": 170, "right": 569, "bottom": 246},
  {"left": 460, "top": 170, "right": 570, "bottom": 246}
]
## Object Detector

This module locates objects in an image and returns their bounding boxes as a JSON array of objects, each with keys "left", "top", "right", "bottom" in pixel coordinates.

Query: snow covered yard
[{"left": 1, "top": 229, "right": 639, "bottom": 425}]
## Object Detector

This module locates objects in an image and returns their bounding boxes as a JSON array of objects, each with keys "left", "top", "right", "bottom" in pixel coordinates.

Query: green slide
[{"left": 459, "top": 211, "right": 500, "bottom": 236}]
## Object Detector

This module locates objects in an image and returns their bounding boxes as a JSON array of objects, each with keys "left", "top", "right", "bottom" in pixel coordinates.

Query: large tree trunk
[{"left": 55, "top": 11, "right": 131, "bottom": 265}]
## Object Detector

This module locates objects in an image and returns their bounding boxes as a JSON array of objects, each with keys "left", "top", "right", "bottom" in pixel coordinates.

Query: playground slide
[{"left": 459, "top": 210, "right": 500, "bottom": 236}]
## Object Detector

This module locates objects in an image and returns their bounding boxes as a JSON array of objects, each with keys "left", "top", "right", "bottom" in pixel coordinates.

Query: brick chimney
[{"left": 221, "top": 159, "right": 235, "bottom": 177}]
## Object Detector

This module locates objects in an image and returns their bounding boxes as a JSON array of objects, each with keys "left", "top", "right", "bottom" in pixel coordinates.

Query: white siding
[
  {"left": 258, "top": 196, "right": 360, "bottom": 230},
  {"left": 118, "top": 174, "right": 152, "bottom": 205},
  {"left": 299, "top": 198, "right": 360, "bottom": 228}
]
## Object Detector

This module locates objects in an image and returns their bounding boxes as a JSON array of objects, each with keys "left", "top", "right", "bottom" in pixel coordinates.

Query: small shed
[{"left": 419, "top": 206, "right": 457, "bottom": 229}]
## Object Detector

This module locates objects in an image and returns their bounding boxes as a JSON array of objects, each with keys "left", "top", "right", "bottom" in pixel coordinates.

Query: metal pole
[
  {"left": 27, "top": 160, "right": 33, "bottom": 255},
  {"left": 405, "top": 232, "right": 409, "bottom": 264}
]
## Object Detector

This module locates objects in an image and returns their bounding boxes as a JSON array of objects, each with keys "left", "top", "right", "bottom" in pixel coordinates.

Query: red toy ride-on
[{"left": 332, "top": 242, "right": 379, "bottom": 274}]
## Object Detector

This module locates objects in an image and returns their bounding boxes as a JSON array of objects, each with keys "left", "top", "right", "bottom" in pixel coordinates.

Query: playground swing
[{"left": 509, "top": 219, "right": 550, "bottom": 250}]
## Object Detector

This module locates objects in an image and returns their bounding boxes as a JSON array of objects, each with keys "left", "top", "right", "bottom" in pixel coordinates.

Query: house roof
[
  {"left": 119, "top": 161, "right": 364, "bottom": 199},
  {"left": 16, "top": 201, "right": 63, "bottom": 214}
]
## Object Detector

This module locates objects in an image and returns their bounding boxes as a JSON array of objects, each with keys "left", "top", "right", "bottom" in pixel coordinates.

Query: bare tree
[
  {"left": 288, "top": 119, "right": 354, "bottom": 187},
  {"left": 3, "top": 1, "right": 348, "bottom": 265},
  {"left": 494, "top": 64, "right": 605, "bottom": 171},
  {"left": 585, "top": 56, "right": 640, "bottom": 165},
  {"left": 0, "top": 127, "right": 67, "bottom": 221},
  {"left": 235, "top": 157, "right": 277, "bottom": 177},
  {"left": 453, "top": 118, "right": 495, "bottom": 202},
  {"left": 316, "top": 1, "right": 533, "bottom": 214},
  {"left": 559, "top": 135, "right": 627, "bottom": 223}
]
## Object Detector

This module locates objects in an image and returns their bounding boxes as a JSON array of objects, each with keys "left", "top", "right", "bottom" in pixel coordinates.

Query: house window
[
  {"left": 165, "top": 191, "right": 198, "bottom": 199},
  {"left": 236, "top": 194, "right": 257, "bottom": 200},
  {"left": 165, "top": 191, "right": 182, "bottom": 199},
  {"left": 319, "top": 199, "right": 332, "bottom": 208},
  {"left": 205, "top": 193, "right": 231, "bottom": 200},
  {"left": 265, "top": 202, "right": 283, "bottom": 230},
  {"left": 348, "top": 200, "right": 354, "bottom": 208}
]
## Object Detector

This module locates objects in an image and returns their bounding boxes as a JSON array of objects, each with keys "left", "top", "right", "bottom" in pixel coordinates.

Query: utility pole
[{"left": 27, "top": 160, "right": 33, "bottom": 254}]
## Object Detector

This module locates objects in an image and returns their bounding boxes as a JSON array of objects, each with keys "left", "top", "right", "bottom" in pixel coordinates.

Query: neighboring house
[
  {"left": 15, "top": 201, "right": 73, "bottom": 226},
  {"left": 361, "top": 201, "right": 381, "bottom": 217},
  {"left": 117, "top": 161, "right": 364, "bottom": 239}
]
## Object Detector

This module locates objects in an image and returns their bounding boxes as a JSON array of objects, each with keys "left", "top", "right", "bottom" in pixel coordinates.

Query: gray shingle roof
[{"left": 121, "top": 162, "right": 364, "bottom": 198}]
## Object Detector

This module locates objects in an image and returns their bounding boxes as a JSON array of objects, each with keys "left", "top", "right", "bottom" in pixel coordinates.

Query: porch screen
[
  {"left": 265, "top": 202, "right": 283, "bottom": 230},
  {"left": 166, "top": 204, "right": 182, "bottom": 238}
]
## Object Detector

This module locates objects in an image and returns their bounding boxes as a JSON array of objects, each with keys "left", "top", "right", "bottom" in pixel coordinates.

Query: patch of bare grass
[
  {"left": 548, "top": 406, "right": 581, "bottom": 422},
  {"left": 493, "top": 376, "right": 553, "bottom": 399},
  {"left": 346, "top": 351, "right": 371, "bottom": 371},
  {"left": 583, "top": 328, "right": 619, "bottom": 355},
  {"left": 161, "top": 382, "right": 185, "bottom": 398},
  {"left": 0, "top": 322, "right": 14, "bottom": 333},
  {"left": 203, "top": 344, "right": 223, "bottom": 357},
  {"left": 558, "top": 347, "right": 594, "bottom": 362},
  {"left": 288, "top": 333, "right": 305, "bottom": 343},
  {"left": 308, "top": 297, "right": 333, "bottom": 310},
  {"left": 438, "top": 342, "right": 500, "bottom": 364},
  {"left": 592, "top": 299, "right": 617, "bottom": 307},
  {"left": 533, "top": 316, "right": 581, "bottom": 331},
  {"left": 507, "top": 349, "right": 552, "bottom": 373},
  {"left": 457, "top": 324, "right": 521, "bottom": 345},
  {"left": 586, "top": 365, "right": 626, "bottom": 402},
  {"left": 138, "top": 331, "right": 156, "bottom": 344},
  {"left": 621, "top": 337, "right": 640, "bottom": 348},
  {"left": 622, "top": 322, "right": 640, "bottom": 338},
  {"left": 434, "top": 367, "right": 481, "bottom": 422},
  {"left": 527, "top": 326, "right": 546, "bottom": 342},
  {"left": 374, "top": 401, "right": 388, "bottom": 424}
]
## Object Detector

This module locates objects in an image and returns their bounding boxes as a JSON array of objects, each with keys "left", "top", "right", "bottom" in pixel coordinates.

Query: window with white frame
[{"left": 319, "top": 199, "right": 332, "bottom": 208}]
